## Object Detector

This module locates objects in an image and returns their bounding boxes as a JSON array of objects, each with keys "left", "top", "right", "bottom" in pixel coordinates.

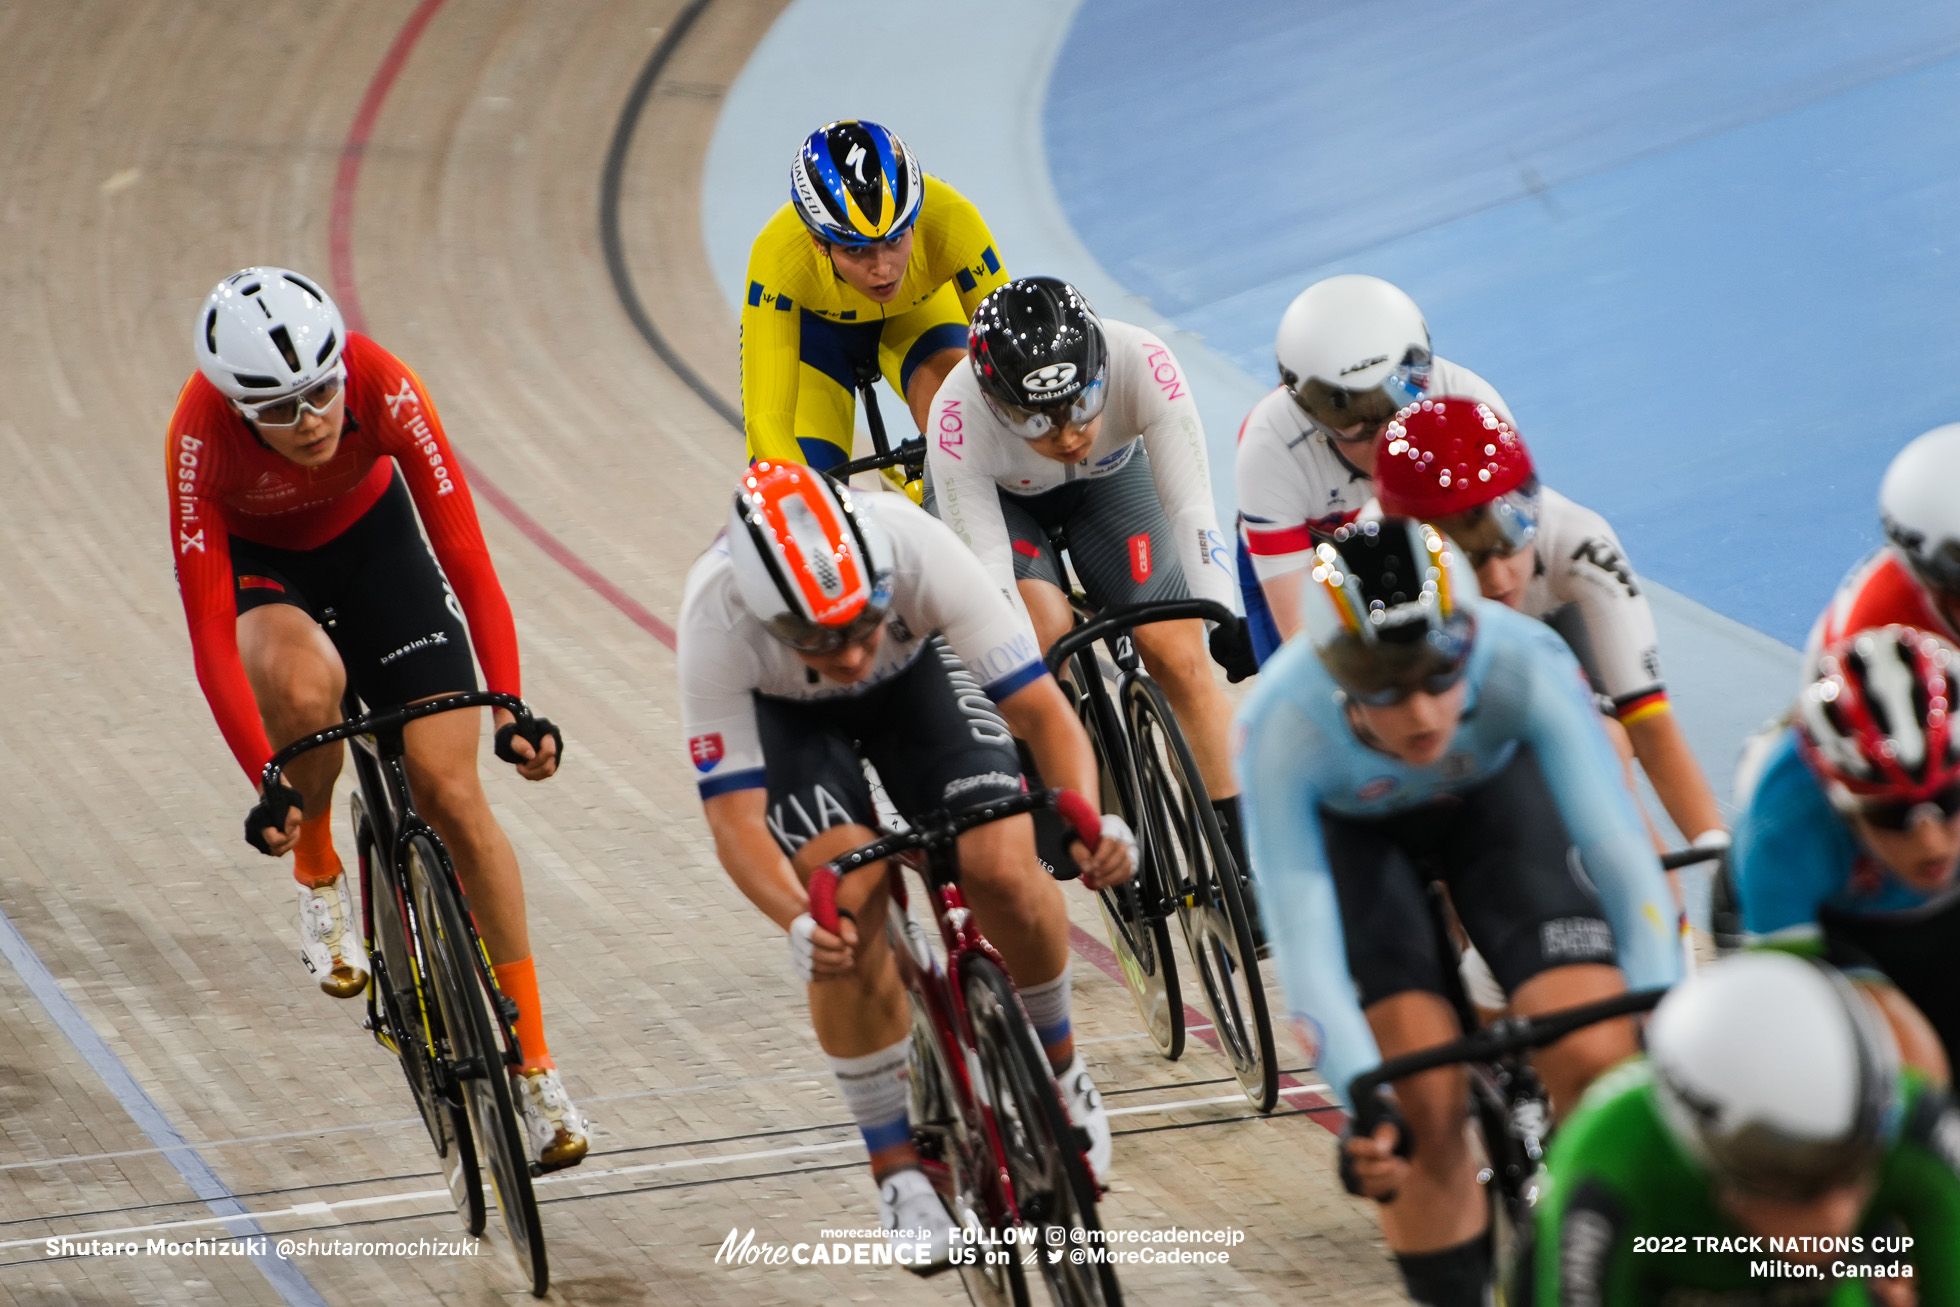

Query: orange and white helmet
[{"left": 727, "top": 462, "right": 893, "bottom": 650}]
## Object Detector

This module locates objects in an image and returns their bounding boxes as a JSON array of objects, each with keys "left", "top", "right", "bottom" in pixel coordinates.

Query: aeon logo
[{"left": 1021, "top": 362, "right": 1077, "bottom": 395}]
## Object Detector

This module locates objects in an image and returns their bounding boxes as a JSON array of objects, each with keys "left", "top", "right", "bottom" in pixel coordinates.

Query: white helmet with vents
[{"left": 194, "top": 267, "right": 345, "bottom": 403}]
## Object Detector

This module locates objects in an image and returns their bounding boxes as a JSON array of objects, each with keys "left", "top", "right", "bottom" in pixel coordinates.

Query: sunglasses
[
  {"left": 1288, "top": 351, "right": 1432, "bottom": 441},
  {"left": 1854, "top": 782, "right": 1960, "bottom": 832},
  {"left": 235, "top": 366, "right": 346, "bottom": 428},
  {"left": 1437, "top": 486, "right": 1542, "bottom": 569},
  {"left": 983, "top": 368, "right": 1109, "bottom": 440},
  {"left": 765, "top": 603, "right": 888, "bottom": 655}
]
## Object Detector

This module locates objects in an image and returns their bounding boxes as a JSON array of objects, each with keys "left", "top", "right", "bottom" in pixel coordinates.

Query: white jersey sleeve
[
  {"left": 676, "top": 536, "right": 772, "bottom": 798},
  {"left": 1116, "top": 325, "right": 1236, "bottom": 609},
  {"left": 876, "top": 494, "right": 1047, "bottom": 699},
  {"left": 923, "top": 369, "right": 1024, "bottom": 615},
  {"left": 1522, "top": 489, "right": 1666, "bottom": 715}
]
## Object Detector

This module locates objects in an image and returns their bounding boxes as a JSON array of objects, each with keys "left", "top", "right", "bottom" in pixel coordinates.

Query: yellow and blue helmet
[{"left": 789, "top": 120, "right": 923, "bottom": 247}]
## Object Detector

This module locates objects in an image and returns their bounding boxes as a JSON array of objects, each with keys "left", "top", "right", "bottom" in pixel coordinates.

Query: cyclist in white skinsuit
[
  {"left": 923, "top": 277, "right": 1253, "bottom": 908},
  {"left": 1234, "top": 275, "right": 1509, "bottom": 659},
  {"left": 679, "top": 463, "right": 1136, "bottom": 1270}
]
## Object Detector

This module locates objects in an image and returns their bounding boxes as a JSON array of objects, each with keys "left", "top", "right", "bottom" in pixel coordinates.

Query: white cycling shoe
[
  {"left": 1057, "top": 1053, "right": 1112, "bottom": 1182},
  {"left": 297, "top": 874, "right": 368, "bottom": 999},
  {"left": 515, "top": 1067, "right": 590, "bottom": 1172},
  {"left": 879, "top": 1167, "right": 956, "bottom": 1277}
]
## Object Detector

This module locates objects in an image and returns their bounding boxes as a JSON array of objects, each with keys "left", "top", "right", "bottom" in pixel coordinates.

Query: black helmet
[
  {"left": 968, "top": 277, "right": 1109, "bottom": 438},
  {"left": 1303, "top": 517, "right": 1478, "bottom": 705}
]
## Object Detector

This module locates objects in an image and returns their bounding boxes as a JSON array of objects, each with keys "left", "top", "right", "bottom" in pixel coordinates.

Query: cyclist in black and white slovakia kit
[
  {"left": 1233, "top": 276, "right": 1511, "bottom": 662},
  {"left": 677, "top": 463, "right": 1136, "bottom": 1270},
  {"left": 923, "top": 278, "right": 1255, "bottom": 895}
]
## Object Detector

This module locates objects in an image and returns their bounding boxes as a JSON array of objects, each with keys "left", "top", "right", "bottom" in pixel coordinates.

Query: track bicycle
[
  {"left": 1345, "top": 845, "right": 1715, "bottom": 1281},
  {"left": 260, "top": 689, "right": 559, "bottom": 1297},
  {"left": 806, "top": 787, "right": 1124, "bottom": 1307},
  {"left": 1348, "top": 985, "right": 1669, "bottom": 1296},
  {"left": 1044, "top": 591, "right": 1278, "bottom": 1113}
]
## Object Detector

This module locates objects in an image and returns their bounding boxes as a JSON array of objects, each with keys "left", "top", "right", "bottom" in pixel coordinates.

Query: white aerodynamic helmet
[
  {"left": 194, "top": 267, "right": 346, "bottom": 403},
  {"left": 1275, "top": 275, "right": 1433, "bottom": 437},
  {"left": 1880, "top": 423, "right": 1960, "bottom": 602},
  {"left": 1647, "top": 952, "right": 1901, "bottom": 1200}
]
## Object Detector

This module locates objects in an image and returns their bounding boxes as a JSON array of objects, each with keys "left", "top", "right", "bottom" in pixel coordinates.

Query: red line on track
[
  {"left": 327, "top": 0, "right": 677, "bottom": 650},
  {"left": 332, "top": 2, "right": 1331, "bottom": 1133}
]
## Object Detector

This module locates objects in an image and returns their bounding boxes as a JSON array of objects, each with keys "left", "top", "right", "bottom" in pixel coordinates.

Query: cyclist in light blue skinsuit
[{"left": 1232, "top": 516, "right": 1680, "bottom": 1307}]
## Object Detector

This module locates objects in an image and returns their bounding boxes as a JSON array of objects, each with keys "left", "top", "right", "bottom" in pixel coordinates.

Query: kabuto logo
[{"left": 1021, "top": 362, "right": 1077, "bottom": 395}]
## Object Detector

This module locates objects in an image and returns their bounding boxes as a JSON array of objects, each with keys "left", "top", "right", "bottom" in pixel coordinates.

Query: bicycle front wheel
[
  {"left": 963, "top": 956, "right": 1122, "bottom": 1307},
  {"left": 1123, "top": 676, "right": 1278, "bottom": 1112},
  {"left": 355, "top": 795, "right": 484, "bottom": 1233},
  {"left": 408, "top": 832, "right": 548, "bottom": 1297},
  {"left": 1072, "top": 650, "right": 1182, "bottom": 1062}
]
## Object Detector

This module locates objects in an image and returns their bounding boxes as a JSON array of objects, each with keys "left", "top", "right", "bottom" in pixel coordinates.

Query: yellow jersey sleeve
[{"left": 738, "top": 177, "right": 1007, "bottom": 464}]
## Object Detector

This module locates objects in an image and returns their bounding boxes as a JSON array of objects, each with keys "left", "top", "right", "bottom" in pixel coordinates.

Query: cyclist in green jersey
[{"left": 1528, "top": 952, "right": 1960, "bottom": 1305}]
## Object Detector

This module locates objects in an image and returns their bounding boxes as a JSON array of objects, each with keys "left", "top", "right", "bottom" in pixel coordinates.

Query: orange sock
[
  {"left": 292, "top": 812, "right": 343, "bottom": 889},
  {"left": 493, "top": 956, "right": 553, "bottom": 1070}
]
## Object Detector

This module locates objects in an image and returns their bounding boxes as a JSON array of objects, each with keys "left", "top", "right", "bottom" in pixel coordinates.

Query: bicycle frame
[
  {"left": 807, "top": 789, "right": 1104, "bottom": 1229},
  {"left": 262, "top": 691, "right": 533, "bottom": 1074}
]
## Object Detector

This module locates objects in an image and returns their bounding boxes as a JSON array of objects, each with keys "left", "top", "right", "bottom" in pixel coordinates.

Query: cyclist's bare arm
[
  {"left": 1623, "top": 709, "right": 1723, "bottom": 841},
  {"left": 703, "top": 788, "right": 856, "bottom": 974},
  {"left": 1259, "top": 572, "right": 1306, "bottom": 644},
  {"left": 997, "top": 677, "right": 1131, "bottom": 889}
]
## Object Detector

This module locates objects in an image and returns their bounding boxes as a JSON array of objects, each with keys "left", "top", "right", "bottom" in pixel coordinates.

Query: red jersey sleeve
[
  {"left": 350, "top": 340, "right": 522, "bottom": 698},
  {"left": 167, "top": 378, "right": 276, "bottom": 781}
]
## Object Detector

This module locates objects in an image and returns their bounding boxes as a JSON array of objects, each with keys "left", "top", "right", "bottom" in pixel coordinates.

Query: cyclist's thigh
[
  {"left": 1056, "top": 447, "right": 1190, "bottom": 609},
  {"left": 789, "top": 310, "right": 883, "bottom": 472},
  {"left": 320, "top": 476, "right": 478, "bottom": 712},
  {"left": 754, "top": 695, "right": 879, "bottom": 859},
  {"left": 1444, "top": 745, "right": 1618, "bottom": 997},
  {"left": 231, "top": 541, "right": 344, "bottom": 702},
  {"left": 876, "top": 282, "right": 968, "bottom": 405},
  {"left": 858, "top": 639, "right": 1024, "bottom": 821},
  {"left": 995, "top": 488, "right": 1068, "bottom": 592},
  {"left": 1321, "top": 808, "right": 1450, "bottom": 1005},
  {"left": 1821, "top": 904, "right": 1960, "bottom": 1066}
]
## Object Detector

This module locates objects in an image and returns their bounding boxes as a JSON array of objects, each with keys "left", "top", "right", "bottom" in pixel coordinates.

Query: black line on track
[
  {"left": 599, "top": 0, "right": 744, "bottom": 431},
  {"left": 7, "top": 1091, "right": 1300, "bottom": 1251}
]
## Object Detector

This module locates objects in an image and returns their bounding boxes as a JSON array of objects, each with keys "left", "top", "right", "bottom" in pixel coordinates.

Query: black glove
[
  {"left": 244, "top": 782, "right": 304, "bottom": 855},
  {"left": 495, "top": 716, "right": 565, "bottom": 768},
  {"left": 1338, "top": 1085, "right": 1414, "bottom": 1203},
  {"left": 1208, "top": 617, "right": 1259, "bottom": 683}
]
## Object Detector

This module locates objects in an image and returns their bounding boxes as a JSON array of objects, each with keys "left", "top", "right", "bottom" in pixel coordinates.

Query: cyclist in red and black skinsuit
[{"left": 167, "top": 266, "right": 586, "bottom": 1169}]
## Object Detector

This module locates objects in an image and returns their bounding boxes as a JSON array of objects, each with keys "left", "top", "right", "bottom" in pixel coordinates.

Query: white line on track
[{"left": 2, "top": 1080, "right": 1330, "bottom": 1252}]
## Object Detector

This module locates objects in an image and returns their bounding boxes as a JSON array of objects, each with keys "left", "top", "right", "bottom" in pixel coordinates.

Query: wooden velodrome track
[{"left": 0, "top": 2, "right": 1401, "bottom": 1302}]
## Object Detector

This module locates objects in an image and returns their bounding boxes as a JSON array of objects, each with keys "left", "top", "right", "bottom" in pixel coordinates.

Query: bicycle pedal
[
  {"left": 449, "top": 1056, "right": 486, "bottom": 1080},
  {"left": 496, "top": 994, "right": 519, "bottom": 1025}
]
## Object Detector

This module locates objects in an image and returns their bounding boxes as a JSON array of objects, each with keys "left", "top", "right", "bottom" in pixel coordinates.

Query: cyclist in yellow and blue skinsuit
[{"left": 741, "top": 120, "right": 1009, "bottom": 474}]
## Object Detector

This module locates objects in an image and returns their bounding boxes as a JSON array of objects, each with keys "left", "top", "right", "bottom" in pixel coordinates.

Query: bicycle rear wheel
[
  {"left": 354, "top": 796, "right": 484, "bottom": 1235},
  {"left": 1072, "top": 652, "right": 1182, "bottom": 1062},
  {"left": 408, "top": 832, "right": 548, "bottom": 1297},
  {"left": 962, "top": 956, "right": 1122, "bottom": 1307},
  {"left": 1123, "top": 676, "right": 1278, "bottom": 1111}
]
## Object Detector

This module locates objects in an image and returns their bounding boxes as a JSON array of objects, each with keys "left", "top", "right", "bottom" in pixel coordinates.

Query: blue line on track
[{"left": 0, "top": 906, "right": 330, "bottom": 1305}]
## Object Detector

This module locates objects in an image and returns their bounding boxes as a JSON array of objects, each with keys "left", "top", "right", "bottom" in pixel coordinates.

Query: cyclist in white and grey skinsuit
[{"left": 923, "top": 277, "right": 1253, "bottom": 893}]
